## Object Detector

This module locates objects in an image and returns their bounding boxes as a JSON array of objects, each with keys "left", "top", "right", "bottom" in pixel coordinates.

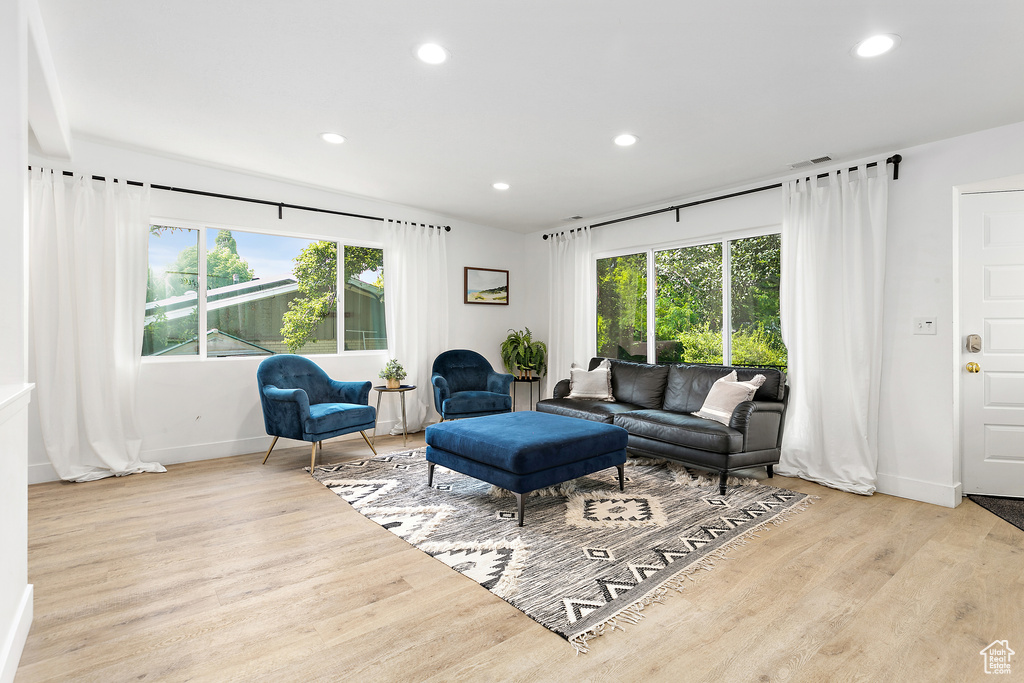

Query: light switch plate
[{"left": 913, "top": 317, "right": 937, "bottom": 335}]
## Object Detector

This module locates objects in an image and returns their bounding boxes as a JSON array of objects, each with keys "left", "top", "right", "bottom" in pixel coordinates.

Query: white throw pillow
[
  {"left": 567, "top": 359, "right": 615, "bottom": 401},
  {"left": 694, "top": 372, "right": 766, "bottom": 425}
]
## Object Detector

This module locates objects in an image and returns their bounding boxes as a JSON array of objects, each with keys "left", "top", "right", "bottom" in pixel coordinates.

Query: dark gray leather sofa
[{"left": 536, "top": 358, "right": 788, "bottom": 494}]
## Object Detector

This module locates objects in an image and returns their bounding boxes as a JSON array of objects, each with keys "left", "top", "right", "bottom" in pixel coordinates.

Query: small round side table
[{"left": 371, "top": 385, "right": 416, "bottom": 446}]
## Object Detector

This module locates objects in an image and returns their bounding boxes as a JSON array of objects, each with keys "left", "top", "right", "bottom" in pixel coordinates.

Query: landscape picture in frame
[{"left": 464, "top": 267, "right": 509, "bottom": 305}]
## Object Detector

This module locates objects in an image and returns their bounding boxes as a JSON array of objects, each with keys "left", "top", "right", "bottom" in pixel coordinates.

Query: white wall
[
  {"left": 0, "top": 0, "right": 33, "bottom": 680},
  {"left": 525, "top": 119, "right": 1024, "bottom": 508},
  {"left": 26, "top": 139, "right": 527, "bottom": 481}
]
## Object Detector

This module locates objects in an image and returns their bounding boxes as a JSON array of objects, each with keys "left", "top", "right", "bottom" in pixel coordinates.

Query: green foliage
[
  {"left": 731, "top": 323, "right": 788, "bottom": 367},
  {"left": 165, "top": 230, "right": 254, "bottom": 294},
  {"left": 672, "top": 323, "right": 724, "bottom": 364},
  {"left": 214, "top": 229, "right": 238, "bottom": 254},
  {"left": 345, "top": 246, "right": 384, "bottom": 281},
  {"left": 500, "top": 327, "right": 547, "bottom": 378},
  {"left": 655, "top": 242, "right": 723, "bottom": 330},
  {"left": 730, "top": 234, "right": 781, "bottom": 334},
  {"left": 281, "top": 241, "right": 338, "bottom": 353},
  {"left": 596, "top": 253, "right": 647, "bottom": 358},
  {"left": 379, "top": 358, "right": 407, "bottom": 381}
]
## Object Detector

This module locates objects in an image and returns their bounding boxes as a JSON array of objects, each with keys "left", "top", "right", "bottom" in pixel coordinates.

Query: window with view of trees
[
  {"left": 143, "top": 224, "right": 385, "bottom": 357},
  {"left": 596, "top": 234, "right": 786, "bottom": 370},
  {"left": 596, "top": 252, "right": 647, "bottom": 360}
]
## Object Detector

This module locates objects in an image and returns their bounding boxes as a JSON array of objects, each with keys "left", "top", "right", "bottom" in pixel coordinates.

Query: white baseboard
[
  {"left": 26, "top": 420, "right": 403, "bottom": 484},
  {"left": 875, "top": 472, "right": 963, "bottom": 508},
  {"left": 139, "top": 419, "right": 401, "bottom": 466},
  {"left": 27, "top": 461, "right": 57, "bottom": 485},
  {"left": 0, "top": 585, "right": 33, "bottom": 683}
]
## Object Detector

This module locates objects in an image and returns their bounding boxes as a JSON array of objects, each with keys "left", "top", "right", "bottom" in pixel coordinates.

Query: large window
[
  {"left": 144, "top": 224, "right": 385, "bottom": 357},
  {"left": 596, "top": 234, "right": 786, "bottom": 369}
]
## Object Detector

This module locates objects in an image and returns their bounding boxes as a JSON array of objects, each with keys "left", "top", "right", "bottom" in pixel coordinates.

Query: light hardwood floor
[{"left": 17, "top": 434, "right": 1024, "bottom": 682}]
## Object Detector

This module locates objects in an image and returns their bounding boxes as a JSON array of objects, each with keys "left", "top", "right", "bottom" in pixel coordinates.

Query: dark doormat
[{"left": 967, "top": 495, "right": 1024, "bottom": 533}]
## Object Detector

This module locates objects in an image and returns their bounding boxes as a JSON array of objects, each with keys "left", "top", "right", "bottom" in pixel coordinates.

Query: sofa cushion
[
  {"left": 613, "top": 409, "right": 743, "bottom": 454},
  {"left": 663, "top": 364, "right": 784, "bottom": 412},
  {"left": 592, "top": 359, "right": 668, "bottom": 409},
  {"left": 536, "top": 398, "right": 646, "bottom": 424},
  {"left": 443, "top": 390, "right": 512, "bottom": 416}
]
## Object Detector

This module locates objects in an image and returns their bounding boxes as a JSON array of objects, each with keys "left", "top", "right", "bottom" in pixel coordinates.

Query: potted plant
[
  {"left": 379, "top": 359, "right": 407, "bottom": 389},
  {"left": 500, "top": 327, "right": 547, "bottom": 379}
]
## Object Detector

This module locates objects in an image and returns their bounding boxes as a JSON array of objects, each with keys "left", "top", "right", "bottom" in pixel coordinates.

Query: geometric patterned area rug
[{"left": 312, "top": 448, "right": 814, "bottom": 653}]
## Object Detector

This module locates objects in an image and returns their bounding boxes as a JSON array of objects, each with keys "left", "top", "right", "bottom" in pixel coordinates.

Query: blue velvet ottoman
[{"left": 424, "top": 411, "right": 629, "bottom": 526}]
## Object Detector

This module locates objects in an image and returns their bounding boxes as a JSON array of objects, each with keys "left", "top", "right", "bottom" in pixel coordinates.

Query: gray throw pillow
[
  {"left": 694, "top": 371, "right": 766, "bottom": 425},
  {"left": 567, "top": 359, "right": 615, "bottom": 401}
]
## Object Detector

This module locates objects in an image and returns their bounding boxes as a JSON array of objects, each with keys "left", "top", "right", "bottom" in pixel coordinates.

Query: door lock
[
  {"left": 966, "top": 334, "right": 982, "bottom": 353},
  {"left": 966, "top": 362, "right": 981, "bottom": 374}
]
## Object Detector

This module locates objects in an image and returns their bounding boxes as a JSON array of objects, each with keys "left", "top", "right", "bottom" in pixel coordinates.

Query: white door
[{"left": 960, "top": 191, "right": 1024, "bottom": 497}]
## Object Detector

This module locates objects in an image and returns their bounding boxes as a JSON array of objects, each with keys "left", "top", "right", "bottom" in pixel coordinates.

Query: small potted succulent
[{"left": 379, "top": 358, "right": 407, "bottom": 389}]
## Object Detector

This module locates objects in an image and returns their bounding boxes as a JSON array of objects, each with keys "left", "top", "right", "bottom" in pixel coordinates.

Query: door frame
[{"left": 953, "top": 174, "right": 1024, "bottom": 501}]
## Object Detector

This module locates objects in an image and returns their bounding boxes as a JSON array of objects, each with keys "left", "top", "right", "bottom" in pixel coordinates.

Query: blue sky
[{"left": 149, "top": 226, "right": 379, "bottom": 284}]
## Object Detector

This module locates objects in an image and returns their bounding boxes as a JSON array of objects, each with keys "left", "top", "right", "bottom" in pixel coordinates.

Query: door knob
[{"left": 966, "top": 362, "right": 981, "bottom": 373}]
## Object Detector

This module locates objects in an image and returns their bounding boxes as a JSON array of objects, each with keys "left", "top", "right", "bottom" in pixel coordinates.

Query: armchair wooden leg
[
  {"left": 311, "top": 441, "right": 319, "bottom": 472},
  {"left": 359, "top": 430, "right": 378, "bottom": 456},
  {"left": 262, "top": 436, "right": 279, "bottom": 465}
]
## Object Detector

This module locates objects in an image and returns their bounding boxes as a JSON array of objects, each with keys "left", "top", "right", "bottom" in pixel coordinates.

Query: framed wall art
[{"left": 464, "top": 267, "right": 509, "bottom": 305}]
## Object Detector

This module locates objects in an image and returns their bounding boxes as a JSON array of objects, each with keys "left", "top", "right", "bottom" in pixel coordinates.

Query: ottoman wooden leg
[
  {"left": 514, "top": 492, "right": 524, "bottom": 527},
  {"left": 427, "top": 462, "right": 435, "bottom": 487},
  {"left": 617, "top": 464, "right": 625, "bottom": 491},
  {"left": 719, "top": 470, "right": 728, "bottom": 496}
]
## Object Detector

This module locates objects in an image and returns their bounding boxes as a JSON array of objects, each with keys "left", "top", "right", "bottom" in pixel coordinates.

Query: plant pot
[{"left": 386, "top": 378, "right": 400, "bottom": 389}]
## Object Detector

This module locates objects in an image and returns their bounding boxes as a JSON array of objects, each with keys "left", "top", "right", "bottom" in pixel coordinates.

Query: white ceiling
[{"left": 34, "top": 1, "right": 1024, "bottom": 233}]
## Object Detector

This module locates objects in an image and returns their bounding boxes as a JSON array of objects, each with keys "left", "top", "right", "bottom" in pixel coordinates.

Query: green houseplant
[
  {"left": 500, "top": 327, "right": 547, "bottom": 379},
  {"left": 379, "top": 358, "right": 407, "bottom": 389}
]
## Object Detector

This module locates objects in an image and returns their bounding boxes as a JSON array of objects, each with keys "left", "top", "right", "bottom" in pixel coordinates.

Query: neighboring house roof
[
  {"left": 152, "top": 329, "right": 276, "bottom": 357},
  {"left": 145, "top": 275, "right": 382, "bottom": 324}
]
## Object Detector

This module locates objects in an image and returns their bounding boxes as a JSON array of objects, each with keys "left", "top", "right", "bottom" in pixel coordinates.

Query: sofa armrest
[
  {"left": 261, "top": 385, "right": 311, "bottom": 439},
  {"left": 431, "top": 373, "right": 450, "bottom": 415},
  {"left": 729, "top": 401, "right": 784, "bottom": 452},
  {"left": 552, "top": 378, "right": 571, "bottom": 399},
  {"left": 487, "top": 370, "right": 514, "bottom": 395}
]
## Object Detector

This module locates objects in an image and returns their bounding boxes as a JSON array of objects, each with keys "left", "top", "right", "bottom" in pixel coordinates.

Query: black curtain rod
[
  {"left": 26, "top": 167, "right": 452, "bottom": 232},
  {"left": 543, "top": 154, "right": 902, "bottom": 240}
]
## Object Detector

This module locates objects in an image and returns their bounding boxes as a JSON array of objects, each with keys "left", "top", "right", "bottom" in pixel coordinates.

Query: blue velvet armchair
[
  {"left": 257, "top": 354, "right": 377, "bottom": 470},
  {"left": 431, "top": 349, "right": 513, "bottom": 421}
]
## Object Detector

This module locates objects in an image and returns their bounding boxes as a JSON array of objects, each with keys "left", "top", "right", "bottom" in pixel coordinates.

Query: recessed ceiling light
[
  {"left": 492, "top": 182, "right": 510, "bottom": 191},
  {"left": 320, "top": 132, "right": 346, "bottom": 144},
  {"left": 614, "top": 133, "right": 638, "bottom": 147},
  {"left": 854, "top": 33, "right": 900, "bottom": 58},
  {"left": 417, "top": 43, "right": 449, "bottom": 65}
]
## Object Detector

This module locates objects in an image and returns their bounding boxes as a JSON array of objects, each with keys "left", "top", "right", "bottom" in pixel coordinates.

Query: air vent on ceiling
[{"left": 789, "top": 155, "right": 833, "bottom": 170}]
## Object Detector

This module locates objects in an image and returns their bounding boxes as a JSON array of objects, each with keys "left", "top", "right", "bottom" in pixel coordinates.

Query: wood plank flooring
[{"left": 17, "top": 434, "right": 1024, "bottom": 682}]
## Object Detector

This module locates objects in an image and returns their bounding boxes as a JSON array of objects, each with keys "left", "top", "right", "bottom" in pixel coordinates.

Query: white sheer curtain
[
  {"left": 29, "top": 169, "right": 166, "bottom": 481},
  {"left": 382, "top": 221, "right": 449, "bottom": 433},
  {"left": 777, "top": 161, "right": 889, "bottom": 495},
  {"left": 547, "top": 227, "right": 593, "bottom": 396}
]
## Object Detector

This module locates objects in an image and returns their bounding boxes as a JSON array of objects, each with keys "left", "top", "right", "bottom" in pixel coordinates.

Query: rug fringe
[
  {"left": 625, "top": 457, "right": 760, "bottom": 488},
  {"left": 568, "top": 493, "right": 818, "bottom": 654}
]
